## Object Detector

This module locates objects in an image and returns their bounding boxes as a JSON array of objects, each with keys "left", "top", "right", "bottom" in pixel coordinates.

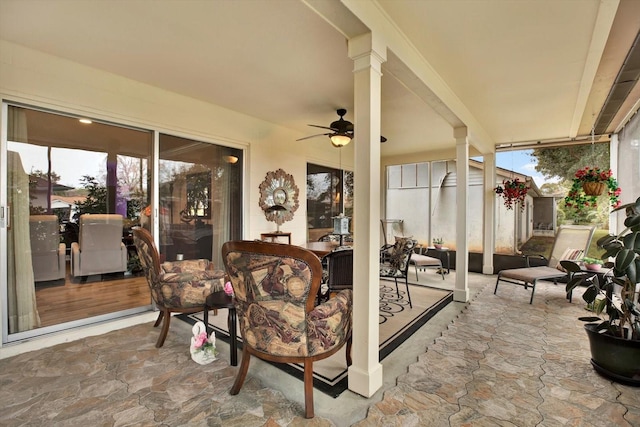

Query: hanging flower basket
[
  {"left": 564, "top": 167, "right": 621, "bottom": 213},
  {"left": 582, "top": 181, "right": 606, "bottom": 196},
  {"left": 495, "top": 178, "right": 529, "bottom": 211}
]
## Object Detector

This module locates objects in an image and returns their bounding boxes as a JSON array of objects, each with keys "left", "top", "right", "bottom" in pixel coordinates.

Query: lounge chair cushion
[
  {"left": 500, "top": 266, "right": 567, "bottom": 283},
  {"left": 555, "top": 248, "right": 584, "bottom": 272}
]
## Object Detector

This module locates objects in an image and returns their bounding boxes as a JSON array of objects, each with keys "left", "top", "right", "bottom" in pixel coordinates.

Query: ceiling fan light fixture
[
  {"left": 330, "top": 133, "right": 352, "bottom": 147},
  {"left": 223, "top": 155, "right": 238, "bottom": 164}
]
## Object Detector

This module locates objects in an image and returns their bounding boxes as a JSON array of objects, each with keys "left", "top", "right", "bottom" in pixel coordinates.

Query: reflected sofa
[
  {"left": 71, "top": 214, "right": 128, "bottom": 278},
  {"left": 29, "top": 215, "right": 66, "bottom": 282}
]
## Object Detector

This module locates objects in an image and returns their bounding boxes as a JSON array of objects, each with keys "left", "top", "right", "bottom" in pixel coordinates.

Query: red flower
[{"left": 495, "top": 178, "right": 529, "bottom": 211}]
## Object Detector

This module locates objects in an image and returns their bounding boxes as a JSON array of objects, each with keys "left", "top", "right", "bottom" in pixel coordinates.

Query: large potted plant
[{"left": 564, "top": 196, "right": 640, "bottom": 386}]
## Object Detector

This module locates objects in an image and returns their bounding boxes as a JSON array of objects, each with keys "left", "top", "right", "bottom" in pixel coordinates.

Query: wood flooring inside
[{"left": 35, "top": 270, "right": 150, "bottom": 327}]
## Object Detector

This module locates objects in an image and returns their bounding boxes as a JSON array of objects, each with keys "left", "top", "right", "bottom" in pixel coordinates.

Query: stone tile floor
[
  {"left": 1, "top": 275, "right": 639, "bottom": 426},
  {"left": 356, "top": 282, "right": 640, "bottom": 427}
]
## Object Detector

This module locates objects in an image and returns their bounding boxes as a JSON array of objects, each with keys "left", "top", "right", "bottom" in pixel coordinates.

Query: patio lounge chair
[
  {"left": 410, "top": 248, "right": 445, "bottom": 281},
  {"left": 494, "top": 225, "right": 596, "bottom": 304}
]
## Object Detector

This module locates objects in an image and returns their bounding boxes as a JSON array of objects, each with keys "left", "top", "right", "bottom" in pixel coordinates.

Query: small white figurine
[{"left": 190, "top": 321, "right": 217, "bottom": 365}]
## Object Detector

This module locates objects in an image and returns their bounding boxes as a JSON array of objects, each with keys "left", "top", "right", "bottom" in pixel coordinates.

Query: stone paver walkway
[
  {"left": 355, "top": 282, "right": 640, "bottom": 426},
  {"left": 1, "top": 278, "right": 638, "bottom": 426}
]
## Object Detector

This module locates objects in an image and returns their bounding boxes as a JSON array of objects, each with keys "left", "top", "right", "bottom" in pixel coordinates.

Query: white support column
[
  {"left": 454, "top": 127, "right": 470, "bottom": 303},
  {"left": 347, "top": 32, "right": 386, "bottom": 398},
  {"left": 482, "top": 152, "right": 496, "bottom": 275}
]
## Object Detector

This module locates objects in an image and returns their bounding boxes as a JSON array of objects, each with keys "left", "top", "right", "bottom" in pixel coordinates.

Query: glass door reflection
[{"left": 158, "top": 134, "right": 242, "bottom": 268}]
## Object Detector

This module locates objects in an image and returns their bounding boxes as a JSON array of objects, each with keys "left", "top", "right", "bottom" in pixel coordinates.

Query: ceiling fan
[{"left": 296, "top": 108, "right": 387, "bottom": 147}]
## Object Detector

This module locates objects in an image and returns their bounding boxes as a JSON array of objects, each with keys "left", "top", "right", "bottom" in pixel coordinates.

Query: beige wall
[
  {"left": 0, "top": 40, "right": 351, "bottom": 356},
  {"left": 0, "top": 40, "right": 352, "bottom": 245}
]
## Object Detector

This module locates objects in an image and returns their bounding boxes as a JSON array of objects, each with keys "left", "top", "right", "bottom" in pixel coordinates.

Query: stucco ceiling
[{"left": 1, "top": 0, "right": 639, "bottom": 159}]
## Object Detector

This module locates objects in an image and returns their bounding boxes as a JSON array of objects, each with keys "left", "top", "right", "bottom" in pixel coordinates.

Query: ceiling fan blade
[
  {"left": 296, "top": 132, "right": 331, "bottom": 141},
  {"left": 308, "top": 124, "right": 339, "bottom": 131}
]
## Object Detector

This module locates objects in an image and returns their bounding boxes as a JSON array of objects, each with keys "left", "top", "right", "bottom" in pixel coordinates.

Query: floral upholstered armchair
[
  {"left": 380, "top": 237, "right": 416, "bottom": 308},
  {"left": 221, "top": 240, "right": 353, "bottom": 419},
  {"left": 133, "top": 227, "right": 225, "bottom": 348}
]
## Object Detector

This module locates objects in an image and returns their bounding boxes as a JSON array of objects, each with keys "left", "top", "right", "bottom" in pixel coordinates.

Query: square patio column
[
  {"left": 483, "top": 152, "right": 496, "bottom": 275},
  {"left": 454, "top": 127, "right": 470, "bottom": 303},
  {"left": 347, "top": 32, "right": 386, "bottom": 398}
]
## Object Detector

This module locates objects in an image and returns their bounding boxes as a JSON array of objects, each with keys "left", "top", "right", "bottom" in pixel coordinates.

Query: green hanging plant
[{"left": 564, "top": 167, "right": 621, "bottom": 214}]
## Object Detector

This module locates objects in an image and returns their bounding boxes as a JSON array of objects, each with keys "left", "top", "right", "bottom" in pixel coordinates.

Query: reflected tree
[{"left": 74, "top": 175, "right": 107, "bottom": 218}]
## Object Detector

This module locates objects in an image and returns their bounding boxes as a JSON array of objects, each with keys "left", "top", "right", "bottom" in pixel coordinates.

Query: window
[
  {"left": 306, "top": 163, "right": 352, "bottom": 241},
  {"left": 387, "top": 163, "right": 429, "bottom": 189}
]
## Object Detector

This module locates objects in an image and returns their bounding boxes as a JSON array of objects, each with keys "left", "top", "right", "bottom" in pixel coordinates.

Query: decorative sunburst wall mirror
[{"left": 258, "top": 169, "right": 299, "bottom": 231}]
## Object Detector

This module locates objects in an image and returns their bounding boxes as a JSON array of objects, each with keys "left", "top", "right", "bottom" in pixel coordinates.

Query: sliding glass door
[
  {"left": 158, "top": 134, "right": 243, "bottom": 268},
  {"left": 2, "top": 105, "right": 152, "bottom": 340},
  {"left": 2, "top": 103, "right": 244, "bottom": 343}
]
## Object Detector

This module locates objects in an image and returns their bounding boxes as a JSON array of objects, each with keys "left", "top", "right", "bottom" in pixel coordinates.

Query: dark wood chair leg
[
  {"left": 230, "top": 347, "right": 251, "bottom": 395},
  {"left": 153, "top": 310, "right": 164, "bottom": 327},
  {"left": 303, "top": 359, "right": 314, "bottom": 418},
  {"left": 345, "top": 336, "right": 352, "bottom": 366},
  {"left": 155, "top": 308, "right": 171, "bottom": 348}
]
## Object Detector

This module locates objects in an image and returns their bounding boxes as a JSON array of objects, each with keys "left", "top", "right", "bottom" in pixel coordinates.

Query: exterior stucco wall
[{"left": 386, "top": 160, "right": 529, "bottom": 254}]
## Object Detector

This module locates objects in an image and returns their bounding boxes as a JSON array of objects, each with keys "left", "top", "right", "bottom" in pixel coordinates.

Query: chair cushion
[
  {"left": 500, "top": 266, "right": 567, "bottom": 282},
  {"left": 380, "top": 265, "right": 403, "bottom": 277},
  {"left": 157, "top": 278, "right": 223, "bottom": 308},
  {"left": 555, "top": 248, "right": 584, "bottom": 272},
  {"left": 410, "top": 254, "right": 442, "bottom": 267},
  {"left": 162, "top": 259, "right": 215, "bottom": 274},
  {"left": 389, "top": 238, "right": 416, "bottom": 270},
  {"left": 160, "top": 260, "right": 225, "bottom": 283},
  {"left": 157, "top": 264, "right": 225, "bottom": 308}
]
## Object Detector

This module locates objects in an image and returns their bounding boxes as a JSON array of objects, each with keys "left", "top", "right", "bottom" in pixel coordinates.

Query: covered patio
[{"left": 1, "top": 0, "right": 640, "bottom": 410}]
